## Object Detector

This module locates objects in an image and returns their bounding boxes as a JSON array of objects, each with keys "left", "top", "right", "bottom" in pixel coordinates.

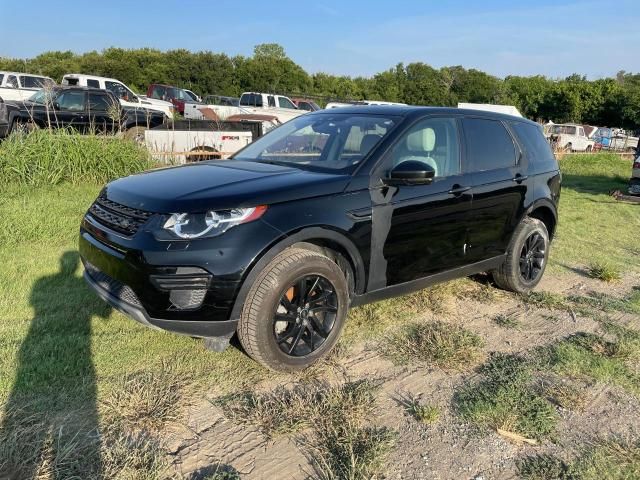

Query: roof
[
  {"left": 309, "top": 105, "right": 537, "bottom": 124},
  {"left": 62, "top": 73, "right": 124, "bottom": 84},
  {"left": 0, "top": 71, "right": 53, "bottom": 79}
]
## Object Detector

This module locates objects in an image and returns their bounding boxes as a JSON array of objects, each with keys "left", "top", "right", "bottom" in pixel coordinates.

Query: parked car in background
[
  {"left": 62, "top": 74, "right": 174, "bottom": 118},
  {"left": 1, "top": 86, "right": 165, "bottom": 140},
  {"left": 546, "top": 123, "right": 595, "bottom": 152},
  {"left": 80, "top": 105, "right": 560, "bottom": 370},
  {"left": 147, "top": 83, "right": 201, "bottom": 115},
  {"left": 184, "top": 95, "right": 239, "bottom": 120},
  {"left": 630, "top": 153, "right": 640, "bottom": 195},
  {"left": 184, "top": 89, "right": 201, "bottom": 103},
  {"left": 0, "top": 96, "right": 8, "bottom": 137},
  {"left": 592, "top": 127, "right": 639, "bottom": 152},
  {"left": 0, "top": 71, "right": 56, "bottom": 102},
  {"left": 292, "top": 98, "right": 321, "bottom": 111},
  {"left": 185, "top": 92, "right": 305, "bottom": 123}
]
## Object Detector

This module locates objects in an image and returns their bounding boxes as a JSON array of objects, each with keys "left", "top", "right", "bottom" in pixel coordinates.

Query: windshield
[
  {"left": 233, "top": 113, "right": 399, "bottom": 172},
  {"left": 28, "top": 89, "right": 55, "bottom": 104}
]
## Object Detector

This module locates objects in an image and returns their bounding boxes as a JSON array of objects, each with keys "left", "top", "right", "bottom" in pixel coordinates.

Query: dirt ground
[{"left": 164, "top": 270, "right": 640, "bottom": 480}]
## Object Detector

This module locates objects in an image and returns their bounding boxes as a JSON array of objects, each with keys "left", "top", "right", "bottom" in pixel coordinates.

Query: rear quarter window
[{"left": 511, "top": 122, "right": 557, "bottom": 173}]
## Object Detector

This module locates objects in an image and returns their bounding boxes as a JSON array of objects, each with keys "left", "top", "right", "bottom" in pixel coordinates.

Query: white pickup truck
[
  {"left": 0, "top": 71, "right": 56, "bottom": 102},
  {"left": 546, "top": 123, "right": 595, "bottom": 152},
  {"left": 184, "top": 92, "right": 305, "bottom": 123},
  {"left": 61, "top": 74, "right": 174, "bottom": 118}
]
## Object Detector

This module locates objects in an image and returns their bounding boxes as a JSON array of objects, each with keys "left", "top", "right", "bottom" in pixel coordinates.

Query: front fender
[{"left": 228, "top": 226, "right": 366, "bottom": 320}]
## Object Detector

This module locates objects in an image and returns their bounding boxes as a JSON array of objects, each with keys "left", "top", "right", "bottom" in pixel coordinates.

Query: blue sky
[{"left": 1, "top": 0, "right": 638, "bottom": 79}]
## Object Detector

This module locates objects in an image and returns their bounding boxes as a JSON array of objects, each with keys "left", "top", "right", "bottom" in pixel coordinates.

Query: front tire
[
  {"left": 492, "top": 217, "right": 549, "bottom": 294},
  {"left": 238, "top": 248, "right": 349, "bottom": 371}
]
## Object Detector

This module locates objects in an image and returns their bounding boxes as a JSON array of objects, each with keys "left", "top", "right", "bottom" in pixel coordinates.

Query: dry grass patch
[
  {"left": 396, "top": 392, "right": 441, "bottom": 424},
  {"left": 382, "top": 321, "right": 484, "bottom": 370},
  {"left": 101, "top": 362, "right": 187, "bottom": 431}
]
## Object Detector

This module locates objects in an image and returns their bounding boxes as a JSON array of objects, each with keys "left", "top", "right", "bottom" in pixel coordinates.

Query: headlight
[{"left": 162, "top": 206, "right": 267, "bottom": 239}]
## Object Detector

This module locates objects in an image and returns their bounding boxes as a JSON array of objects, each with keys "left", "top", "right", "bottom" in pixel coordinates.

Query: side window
[
  {"left": 0, "top": 74, "right": 4, "bottom": 84},
  {"left": 87, "top": 79, "right": 100, "bottom": 88},
  {"left": 56, "top": 91, "right": 85, "bottom": 111},
  {"left": 579, "top": 127, "right": 585, "bottom": 137},
  {"left": 105, "top": 81, "right": 136, "bottom": 102},
  {"left": 7, "top": 75, "right": 18, "bottom": 88},
  {"left": 278, "top": 97, "right": 296, "bottom": 109},
  {"left": 462, "top": 118, "right": 516, "bottom": 172},
  {"left": 267, "top": 95, "right": 276, "bottom": 107},
  {"left": 20, "top": 76, "right": 48, "bottom": 88},
  {"left": 87, "top": 93, "right": 114, "bottom": 111},
  {"left": 388, "top": 117, "right": 460, "bottom": 178},
  {"left": 510, "top": 122, "right": 556, "bottom": 170}
]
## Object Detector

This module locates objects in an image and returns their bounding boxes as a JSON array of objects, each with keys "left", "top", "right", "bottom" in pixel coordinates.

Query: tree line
[{"left": 2, "top": 43, "right": 639, "bottom": 130}]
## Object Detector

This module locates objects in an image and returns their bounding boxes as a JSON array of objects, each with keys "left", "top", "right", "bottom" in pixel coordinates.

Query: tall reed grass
[{"left": 0, "top": 129, "right": 153, "bottom": 187}]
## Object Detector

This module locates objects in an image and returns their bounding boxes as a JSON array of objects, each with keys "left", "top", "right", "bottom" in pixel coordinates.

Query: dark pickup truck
[{"left": 1, "top": 86, "right": 165, "bottom": 140}]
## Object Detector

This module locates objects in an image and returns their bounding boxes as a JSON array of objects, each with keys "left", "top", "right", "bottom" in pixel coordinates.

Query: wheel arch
[
  {"left": 524, "top": 199, "right": 558, "bottom": 239},
  {"left": 229, "top": 227, "right": 366, "bottom": 321}
]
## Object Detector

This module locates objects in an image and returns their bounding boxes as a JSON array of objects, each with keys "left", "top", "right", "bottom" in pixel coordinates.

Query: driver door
[
  {"left": 49, "top": 90, "right": 86, "bottom": 130},
  {"left": 370, "top": 116, "right": 474, "bottom": 288}
]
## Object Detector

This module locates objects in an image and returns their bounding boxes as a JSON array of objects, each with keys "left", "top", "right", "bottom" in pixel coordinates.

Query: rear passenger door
[
  {"left": 462, "top": 117, "right": 530, "bottom": 262},
  {"left": 51, "top": 90, "right": 87, "bottom": 130}
]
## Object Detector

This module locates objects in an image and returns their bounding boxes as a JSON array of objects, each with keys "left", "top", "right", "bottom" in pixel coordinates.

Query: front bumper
[
  {"left": 83, "top": 263, "right": 238, "bottom": 337},
  {"left": 79, "top": 207, "right": 283, "bottom": 338}
]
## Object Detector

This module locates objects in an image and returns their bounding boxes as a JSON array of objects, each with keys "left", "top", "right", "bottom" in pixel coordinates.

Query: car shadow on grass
[{"left": 0, "top": 251, "right": 111, "bottom": 479}]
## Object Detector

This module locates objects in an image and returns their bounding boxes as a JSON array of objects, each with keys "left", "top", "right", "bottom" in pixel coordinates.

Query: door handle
[
  {"left": 448, "top": 184, "right": 471, "bottom": 196},
  {"left": 512, "top": 174, "right": 528, "bottom": 183}
]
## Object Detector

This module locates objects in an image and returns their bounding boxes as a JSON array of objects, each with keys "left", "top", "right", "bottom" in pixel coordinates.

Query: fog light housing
[
  {"left": 150, "top": 267, "right": 211, "bottom": 311},
  {"left": 169, "top": 289, "right": 207, "bottom": 310}
]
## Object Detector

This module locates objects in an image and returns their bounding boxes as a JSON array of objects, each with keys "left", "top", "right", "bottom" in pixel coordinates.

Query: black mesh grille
[
  {"left": 84, "top": 260, "right": 142, "bottom": 308},
  {"left": 88, "top": 192, "right": 153, "bottom": 236}
]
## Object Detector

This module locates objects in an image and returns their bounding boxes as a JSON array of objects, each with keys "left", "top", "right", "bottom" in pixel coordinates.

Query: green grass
[
  {"left": 587, "top": 262, "right": 622, "bottom": 282},
  {"left": 551, "top": 153, "right": 640, "bottom": 274},
  {"left": 397, "top": 393, "right": 441, "bottom": 424},
  {"left": 454, "top": 353, "right": 558, "bottom": 440},
  {"left": 544, "top": 329, "right": 640, "bottom": 395},
  {"left": 0, "top": 129, "right": 152, "bottom": 186},
  {"left": 518, "top": 439, "right": 640, "bottom": 479},
  {"left": 382, "top": 321, "right": 484, "bottom": 369},
  {"left": 493, "top": 313, "right": 521, "bottom": 329}
]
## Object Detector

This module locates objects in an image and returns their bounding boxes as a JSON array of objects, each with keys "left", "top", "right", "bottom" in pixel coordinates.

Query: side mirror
[
  {"left": 385, "top": 160, "right": 435, "bottom": 185},
  {"left": 53, "top": 102, "right": 61, "bottom": 110}
]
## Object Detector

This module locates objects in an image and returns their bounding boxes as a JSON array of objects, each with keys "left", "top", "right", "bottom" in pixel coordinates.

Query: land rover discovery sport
[{"left": 80, "top": 106, "right": 561, "bottom": 371}]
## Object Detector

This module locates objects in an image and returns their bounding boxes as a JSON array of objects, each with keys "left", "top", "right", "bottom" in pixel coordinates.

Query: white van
[
  {"left": 61, "top": 74, "right": 174, "bottom": 118},
  {"left": 0, "top": 71, "right": 56, "bottom": 102}
]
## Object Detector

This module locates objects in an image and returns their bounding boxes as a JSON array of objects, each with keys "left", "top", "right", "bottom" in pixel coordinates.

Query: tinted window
[
  {"left": 87, "top": 79, "right": 100, "bottom": 88},
  {"left": 278, "top": 97, "right": 296, "bottom": 109},
  {"left": 19, "top": 76, "right": 51, "bottom": 88},
  {"left": 462, "top": 118, "right": 516, "bottom": 172},
  {"left": 240, "top": 93, "right": 262, "bottom": 107},
  {"left": 7, "top": 76, "right": 18, "bottom": 88},
  {"left": 511, "top": 122, "right": 556, "bottom": 170},
  {"left": 267, "top": 95, "right": 276, "bottom": 107},
  {"left": 388, "top": 117, "right": 460, "bottom": 178},
  {"left": 105, "top": 81, "right": 136, "bottom": 102},
  {"left": 87, "top": 93, "right": 114, "bottom": 111},
  {"left": 56, "top": 91, "right": 85, "bottom": 111},
  {"left": 0, "top": 74, "right": 4, "bottom": 84}
]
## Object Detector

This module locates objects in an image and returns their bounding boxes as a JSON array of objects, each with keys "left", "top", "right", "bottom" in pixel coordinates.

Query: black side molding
[{"left": 351, "top": 255, "right": 505, "bottom": 307}]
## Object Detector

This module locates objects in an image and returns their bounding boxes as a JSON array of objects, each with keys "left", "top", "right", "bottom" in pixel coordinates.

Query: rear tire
[
  {"left": 238, "top": 247, "right": 349, "bottom": 371},
  {"left": 565, "top": 143, "right": 573, "bottom": 153},
  {"left": 492, "top": 217, "right": 549, "bottom": 294},
  {"left": 586, "top": 145, "right": 592, "bottom": 153}
]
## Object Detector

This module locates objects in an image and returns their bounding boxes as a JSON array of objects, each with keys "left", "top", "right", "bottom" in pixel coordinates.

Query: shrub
[{"left": 0, "top": 129, "right": 152, "bottom": 186}]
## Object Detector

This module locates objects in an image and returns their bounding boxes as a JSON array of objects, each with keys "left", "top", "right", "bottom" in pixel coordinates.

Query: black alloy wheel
[
  {"left": 519, "top": 231, "right": 546, "bottom": 282},
  {"left": 273, "top": 275, "right": 338, "bottom": 357}
]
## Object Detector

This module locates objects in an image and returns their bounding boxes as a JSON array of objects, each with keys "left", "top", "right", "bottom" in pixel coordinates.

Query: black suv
[
  {"left": 80, "top": 106, "right": 561, "bottom": 370},
  {"left": 2, "top": 86, "right": 165, "bottom": 140}
]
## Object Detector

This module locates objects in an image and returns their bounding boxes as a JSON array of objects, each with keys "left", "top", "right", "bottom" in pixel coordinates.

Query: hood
[
  {"left": 105, "top": 160, "right": 351, "bottom": 213},
  {"left": 139, "top": 96, "right": 173, "bottom": 108}
]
